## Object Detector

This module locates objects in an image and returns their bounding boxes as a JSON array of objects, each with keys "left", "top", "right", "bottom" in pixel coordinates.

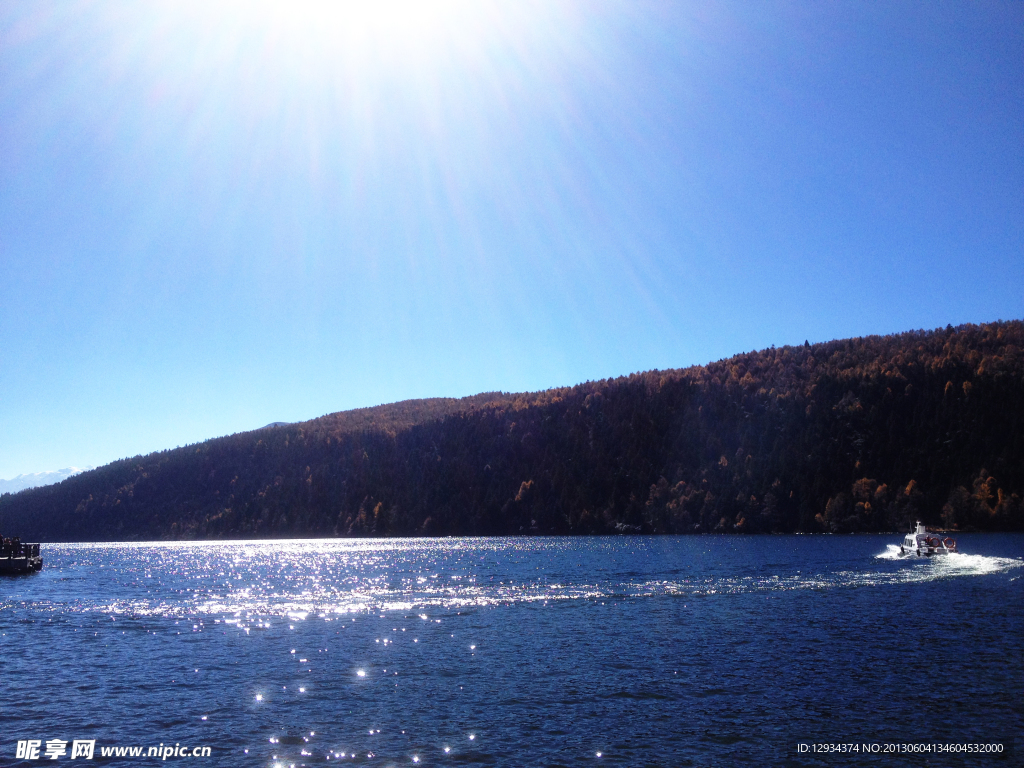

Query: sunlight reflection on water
[{"left": 16, "top": 536, "right": 1022, "bottom": 621}]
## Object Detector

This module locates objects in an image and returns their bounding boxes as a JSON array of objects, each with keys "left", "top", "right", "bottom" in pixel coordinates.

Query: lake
[{"left": 2, "top": 535, "right": 1021, "bottom": 766}]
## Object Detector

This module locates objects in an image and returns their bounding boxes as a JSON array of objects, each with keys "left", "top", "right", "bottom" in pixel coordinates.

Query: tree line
[{"left": 2, "top": 321, "right": 1022, "bottom": 541}]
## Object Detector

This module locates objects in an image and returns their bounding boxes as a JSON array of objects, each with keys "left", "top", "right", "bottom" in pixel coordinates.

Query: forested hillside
[{"left": 3, "top": 322, "right": 1022, "bottom": 541}]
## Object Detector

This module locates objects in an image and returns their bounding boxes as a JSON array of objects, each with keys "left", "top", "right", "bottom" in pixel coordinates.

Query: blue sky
[{"left": 1, "top": 0, "right": 1021, "bottom": 480}]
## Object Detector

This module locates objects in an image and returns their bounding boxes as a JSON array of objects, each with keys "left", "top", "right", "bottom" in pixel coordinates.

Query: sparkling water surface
[{"left": 2, "top": 535, "right": 1022, "bottom": 766}]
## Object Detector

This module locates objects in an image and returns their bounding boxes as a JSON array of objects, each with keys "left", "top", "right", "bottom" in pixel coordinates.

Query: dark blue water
[{"left": 2, "top": 535, "right": 1021, "bottom": 767}]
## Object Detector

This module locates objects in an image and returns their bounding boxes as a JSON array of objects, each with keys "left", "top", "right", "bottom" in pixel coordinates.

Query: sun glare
[
  {"left": 309, "top": 0, "right": 469, "bottom": 37},
  {"left": 223, "top": 0, "right": 489, "bottom": 57}
]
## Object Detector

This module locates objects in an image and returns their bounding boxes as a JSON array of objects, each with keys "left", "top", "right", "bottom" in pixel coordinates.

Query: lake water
[{"left": 2, "top": 535, "right": 1022, "bottom": 767}]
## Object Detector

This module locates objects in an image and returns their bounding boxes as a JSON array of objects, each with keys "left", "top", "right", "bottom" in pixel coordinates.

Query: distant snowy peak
[
  {"left": 260, "top": 422, "right": 291, "bottom": 429},
  {"left": 0, "top": 467, "right": 94, "bottom": 495}
]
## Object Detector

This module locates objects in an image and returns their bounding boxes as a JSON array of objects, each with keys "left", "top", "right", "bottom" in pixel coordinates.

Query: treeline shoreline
[{"left": 3, "top": 321, "right": 1022, "bottom": 541}]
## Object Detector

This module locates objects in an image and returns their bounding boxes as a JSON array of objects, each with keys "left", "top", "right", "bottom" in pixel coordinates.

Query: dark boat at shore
[{"left": 0, "top": 537, "right": 43, "bottom": 575}]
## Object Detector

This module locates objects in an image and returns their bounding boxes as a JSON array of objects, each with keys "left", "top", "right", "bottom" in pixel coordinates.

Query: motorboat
[{"left": 899, "top": 521, "right": 956, "bottom": 557}]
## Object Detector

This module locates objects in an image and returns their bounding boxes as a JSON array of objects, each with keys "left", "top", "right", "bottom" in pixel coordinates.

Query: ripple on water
[{"left": 4, "top": 538, "right": 1020, "bottom": 622}]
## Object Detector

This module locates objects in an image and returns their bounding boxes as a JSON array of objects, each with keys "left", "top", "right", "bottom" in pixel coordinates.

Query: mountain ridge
[
  {"left": 0, "top": 467, "right": 95, "bottom": 495},
  {"left": 3, "top": 321, "right": 1022, "bottom": 541}
]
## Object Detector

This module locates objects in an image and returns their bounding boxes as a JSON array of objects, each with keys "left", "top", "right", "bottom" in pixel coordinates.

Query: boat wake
[
  {"left": 877, "top": 543, "right": 1019, "bottom": 567},
  {"left": 876, "top": 543, "right": 1022, "bottom": 576},
  {"left": 876, "top": 544, "right": 906, "bottom": 560},
  {"left": 926, "top": 551, "right": 1022, "bottom": 576}
]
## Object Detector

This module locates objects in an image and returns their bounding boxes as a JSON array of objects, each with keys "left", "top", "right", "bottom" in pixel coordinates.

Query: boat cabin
[{"left": 901, "top": 522, "right": 956, "bottom": 557}]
